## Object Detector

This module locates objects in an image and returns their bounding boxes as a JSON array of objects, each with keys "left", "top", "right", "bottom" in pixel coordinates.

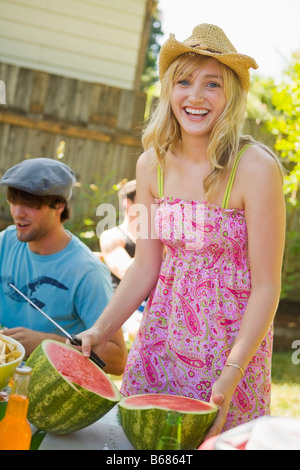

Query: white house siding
[{"left": 0, "top": 0, "right": 148, "bottom": 89}]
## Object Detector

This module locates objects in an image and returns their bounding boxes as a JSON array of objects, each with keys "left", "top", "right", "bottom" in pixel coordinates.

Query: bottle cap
[{"left": 15, "top": 366, "right": 32, "bottom": 375}]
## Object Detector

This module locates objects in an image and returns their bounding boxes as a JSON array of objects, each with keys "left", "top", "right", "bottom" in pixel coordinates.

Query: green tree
[
  {"left": 247, "top": 75, "right": 276, "bottom": 122},
  {"left": 266, "top": 54, "right": 300, "bottom": 298},
  {"left": 141, "top": 8, "right": 164, "bottom": 91},
  {"left": 65, "top": 173, "right": 118, "bottom": 251}
]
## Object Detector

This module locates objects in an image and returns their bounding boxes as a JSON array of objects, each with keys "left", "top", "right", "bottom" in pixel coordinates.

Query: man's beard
[{"left": 16, "top": 226, "right": 46, "bottom": 243}]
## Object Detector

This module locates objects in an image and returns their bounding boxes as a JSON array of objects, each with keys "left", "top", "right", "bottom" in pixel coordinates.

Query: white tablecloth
[
  {"left": 199, "top": 416, "right": 300, "bottom": 450},
  {"left": 35, "top": 406, "right": 134, "bottom": 451}
]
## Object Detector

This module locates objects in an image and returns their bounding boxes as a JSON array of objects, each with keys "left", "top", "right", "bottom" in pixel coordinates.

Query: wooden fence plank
[{"left": 0, "top": 62, "right": 144, "bottom": 231}]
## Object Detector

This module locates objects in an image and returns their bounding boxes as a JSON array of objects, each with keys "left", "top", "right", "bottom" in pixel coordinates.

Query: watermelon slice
[
  {"left": 26, "top": 340, "right": 120, "bottom": 434},
  {"left": 119, "top": 393, "right": 218, "bottom": 450}
]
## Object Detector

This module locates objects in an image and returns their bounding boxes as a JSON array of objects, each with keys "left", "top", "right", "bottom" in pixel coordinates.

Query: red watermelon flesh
[
  {"left": 26, "top": 340, "right": 120, "bottom": 434},
  {"left": 119, "top": 393, "right": 218, "bottom": 450},
  {"left": 46, "top": 341, "right": 113, "bottom": 398},
  {"left": 123, "top": 393, "right": 213, "bottom": 412}
]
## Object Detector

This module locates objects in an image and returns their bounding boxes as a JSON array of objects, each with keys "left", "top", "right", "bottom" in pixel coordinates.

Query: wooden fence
[
  {"left": 0, "top": 61, "right": 146, "bottom": 225},
  {"left": 1, "top": 62, "right": 299, "bottom": 302}
]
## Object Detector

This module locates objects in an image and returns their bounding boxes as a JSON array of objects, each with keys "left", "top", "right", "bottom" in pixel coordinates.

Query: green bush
[{"left": 66, "top": 173, "right": 118, "bottom": 251}]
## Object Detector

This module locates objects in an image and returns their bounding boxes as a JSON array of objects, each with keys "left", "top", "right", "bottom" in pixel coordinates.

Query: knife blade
[{"left": 9, "top": 283, "right": 106, "bottom": 369}]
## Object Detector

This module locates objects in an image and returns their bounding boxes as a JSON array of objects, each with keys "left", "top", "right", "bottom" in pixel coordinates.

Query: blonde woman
[{"left": 78, "top": 24, "right": 285, "bottom": 437}]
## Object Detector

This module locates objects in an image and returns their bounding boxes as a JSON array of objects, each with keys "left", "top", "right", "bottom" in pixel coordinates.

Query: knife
[{"left": 9, "top": 283, "right": 106, "bottom": 369}]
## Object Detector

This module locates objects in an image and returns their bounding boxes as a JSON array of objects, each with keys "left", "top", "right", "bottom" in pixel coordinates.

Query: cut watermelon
[
  {"left": 26, "top": 340, "right": 120, "bottom": 434},
  {"left": 119, "top": 393, "right": 218, "bottom": 450}
]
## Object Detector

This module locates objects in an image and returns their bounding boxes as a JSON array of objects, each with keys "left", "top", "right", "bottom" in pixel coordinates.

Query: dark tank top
[{"left": 111, "top": 227, "right": 135, "bottom": 289}]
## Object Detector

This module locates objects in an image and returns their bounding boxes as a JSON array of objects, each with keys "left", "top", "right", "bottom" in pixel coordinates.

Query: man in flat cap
[{"left": 0, "top": 158, "right": 127, "bottom": 375}]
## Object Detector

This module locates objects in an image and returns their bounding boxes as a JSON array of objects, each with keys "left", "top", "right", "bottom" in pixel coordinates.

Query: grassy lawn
[{"left": 271, "top": 351, "right": 300, "bottom": 418}]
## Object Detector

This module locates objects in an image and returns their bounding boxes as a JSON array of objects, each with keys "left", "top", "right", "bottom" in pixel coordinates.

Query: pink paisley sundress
[{"left": 121, "top": 145, "right": 273, "bottom": 431}]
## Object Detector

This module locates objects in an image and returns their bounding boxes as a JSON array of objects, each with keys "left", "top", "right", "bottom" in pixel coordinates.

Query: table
[
  {"left": 2, "top": 386, "right": 134, "bottom": 450},
  {"left": 31, "top": 406, "right": 135, "bottom": 450}
]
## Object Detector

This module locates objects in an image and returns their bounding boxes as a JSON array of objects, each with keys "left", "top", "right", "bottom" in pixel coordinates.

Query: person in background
[
  {"left": 100, "top": 180, "right": 137, "bottom": 290},
  {"left": 100, "top": 179, "right": 144, "bottom": 344},
  {"left": 77, "top": 23, "right": 286, "bottom": 436},
  {"left": 0, "top": 157, "right": 127, "bottom": 375}
]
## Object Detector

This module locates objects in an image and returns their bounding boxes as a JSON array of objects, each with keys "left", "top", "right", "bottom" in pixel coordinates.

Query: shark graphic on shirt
[{"left": 2, "top": 275, "right": 68, "bottom": 309}]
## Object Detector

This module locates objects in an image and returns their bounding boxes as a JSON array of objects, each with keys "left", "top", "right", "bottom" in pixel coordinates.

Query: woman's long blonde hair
[{"left": 142, "top": 53, "right": 283, "bottom": 200}]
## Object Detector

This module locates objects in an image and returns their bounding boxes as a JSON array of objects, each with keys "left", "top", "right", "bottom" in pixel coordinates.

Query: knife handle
[{"left": 70, "top": 334, "right": 106, "bottom": 369}]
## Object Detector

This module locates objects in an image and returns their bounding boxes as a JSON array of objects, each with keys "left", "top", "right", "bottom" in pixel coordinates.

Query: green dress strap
[
  {"left": 157, "top": 164, "right": 164, "bottom": 198},
  {"left": 157, "top": 144, "right": 251, "bottom": 206},
  {"left": 221, "top": 144, "right": 251, "bottom": 209}
]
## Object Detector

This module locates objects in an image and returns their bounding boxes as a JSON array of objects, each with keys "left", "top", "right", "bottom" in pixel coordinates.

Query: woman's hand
[
  {"left": 72, "top": 327, "right": 104, "bottom": 358},
  {"left": 205, "top": 391, "right": 228, "bottom": 439},
  {"left": 204, "top": 366, "right": 242, "bottom": 440}
]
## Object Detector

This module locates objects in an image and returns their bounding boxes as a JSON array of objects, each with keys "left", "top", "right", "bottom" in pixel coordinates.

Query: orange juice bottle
[{"left": 0, "top": 365, "right": 32, "bottom": 450}]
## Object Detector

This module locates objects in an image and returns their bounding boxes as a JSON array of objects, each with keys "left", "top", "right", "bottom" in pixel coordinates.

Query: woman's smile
[
  {"left": 184, "top": 106, "right": 210, "bottom": 119},
  {"left": 170, "top": 59, "right": 226, "bottom": 137}
]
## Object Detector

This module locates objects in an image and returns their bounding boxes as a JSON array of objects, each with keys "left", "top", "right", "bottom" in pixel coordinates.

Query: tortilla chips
[{"left": 0, "top": 336, "right": 22, "bottom": 365}]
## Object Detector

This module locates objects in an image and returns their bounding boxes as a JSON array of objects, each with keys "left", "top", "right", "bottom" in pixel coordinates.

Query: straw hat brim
[{"left": 159, "top": 34, "right": 258, "bottom": 92}]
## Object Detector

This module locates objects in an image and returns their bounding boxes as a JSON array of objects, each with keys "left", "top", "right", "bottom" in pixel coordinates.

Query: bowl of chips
[{"left": 0, "top": 335, "right": 25, "bottom": 390}]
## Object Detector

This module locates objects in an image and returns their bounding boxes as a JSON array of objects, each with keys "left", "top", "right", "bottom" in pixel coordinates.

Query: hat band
[{"left": 190, "top": 44, "right": 222, "bottom": 54}]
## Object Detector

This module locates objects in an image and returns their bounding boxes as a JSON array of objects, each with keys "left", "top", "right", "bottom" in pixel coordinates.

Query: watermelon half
[
  {"left": 119, "top": 394, "right": 218, "bottom": 450},
  {"left": 26, "top": 340, "right": 120, "bottom": 434}
]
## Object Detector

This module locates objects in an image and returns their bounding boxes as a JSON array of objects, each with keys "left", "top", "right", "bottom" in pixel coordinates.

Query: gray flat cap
[{"left": 0, "top": 158, "right": 76, "bottom": 200}]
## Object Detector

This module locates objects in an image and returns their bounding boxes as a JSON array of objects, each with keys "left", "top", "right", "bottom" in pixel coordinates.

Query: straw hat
[{"left": 159, "top": 23, "right": 258, "bottom": 91}]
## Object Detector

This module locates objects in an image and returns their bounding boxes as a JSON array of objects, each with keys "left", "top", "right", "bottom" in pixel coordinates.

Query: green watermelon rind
[
  {"left": 119, "top": 394, "right": 218, "bottom": 450},
  {"left": 26, "top": 340, "right": 120, "bottom": 434}
]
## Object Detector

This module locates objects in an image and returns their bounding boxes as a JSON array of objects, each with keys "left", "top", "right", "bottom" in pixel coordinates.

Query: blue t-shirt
[{"left": 0, "top": 226, "right": 113, "bottom": 335}]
